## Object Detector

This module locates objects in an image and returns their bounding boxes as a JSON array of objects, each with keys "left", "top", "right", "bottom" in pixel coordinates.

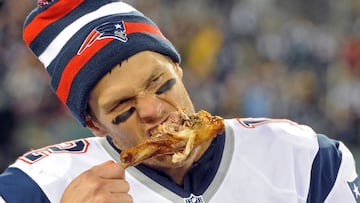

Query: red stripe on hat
[
  {"left": 23, "top": 0, "right": 85, "bottom": 45},
  {"left": 124, "top": 21, "right": 165, "bottom": 38},
  {"left": 56, "top": 21, "right": 166, "bottom": 104},
  {"left": 56, "top": 38, "right": 113, "bottom": 103}
]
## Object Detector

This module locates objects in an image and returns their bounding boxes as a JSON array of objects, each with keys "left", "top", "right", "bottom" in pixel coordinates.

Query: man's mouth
[
  {"left": 120, "top": 110, "right": 225, "bottom": 168},
  {"left": 147, "top": 110, "right": 189, "bottom": 136}
]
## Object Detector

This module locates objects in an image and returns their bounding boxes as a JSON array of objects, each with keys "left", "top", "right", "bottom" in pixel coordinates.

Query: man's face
[{"left": 88, "top": 51, "right": 195, "bottom": 167}]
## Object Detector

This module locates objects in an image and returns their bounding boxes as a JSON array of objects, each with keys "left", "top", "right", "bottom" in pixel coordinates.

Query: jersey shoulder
[
  {"left": 12, "top": 137, "right": 111, "bottom": 170},
  {"left": 5, "top": 136, "right": 117, "bottom": 203},
  {"left": 225, "top": 117, "right": 318, "bottom": 148},
  {"left": 0, "top": 167, "right": 51, "bottom": 203}
]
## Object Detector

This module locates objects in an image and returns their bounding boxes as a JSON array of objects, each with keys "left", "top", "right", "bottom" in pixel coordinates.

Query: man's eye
[
  {"left": 112, "top": 107, "right": 136, "bottom": 124},
  {"left": 109, "top": 98, "right": 131, "bottom": 113},
  {"left": 155, "top": 78, "right": 176, "bottom": 95}
]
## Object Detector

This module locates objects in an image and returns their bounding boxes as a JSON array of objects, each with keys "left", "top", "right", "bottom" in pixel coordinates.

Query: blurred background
[{"left": 0, "top": 0, "right": 360, "bottom": 172}]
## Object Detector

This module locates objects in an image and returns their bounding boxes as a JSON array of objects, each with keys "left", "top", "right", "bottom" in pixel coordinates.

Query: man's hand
[{"left": 61, "top": 160, "right": 132, "bottom": 203}]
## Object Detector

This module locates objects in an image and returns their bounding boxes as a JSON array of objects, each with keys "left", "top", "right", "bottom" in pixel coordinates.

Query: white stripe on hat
[{"left": 39, "top": 1, "right": 136, "bottom": 68}]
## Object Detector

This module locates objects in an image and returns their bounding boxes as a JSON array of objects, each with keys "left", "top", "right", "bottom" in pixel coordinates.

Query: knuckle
[{"left": 92, "top": 182, "right": 105, "bottom": 194}]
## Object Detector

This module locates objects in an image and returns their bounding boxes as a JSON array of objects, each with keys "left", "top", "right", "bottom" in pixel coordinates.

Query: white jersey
[{"left": 0, "top": 118, "right": 358, "bottom": 203}]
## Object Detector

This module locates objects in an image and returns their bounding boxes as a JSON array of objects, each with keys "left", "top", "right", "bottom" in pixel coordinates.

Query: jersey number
[{"left": 19, "top": 139, "right": 89, "bottom": 164}]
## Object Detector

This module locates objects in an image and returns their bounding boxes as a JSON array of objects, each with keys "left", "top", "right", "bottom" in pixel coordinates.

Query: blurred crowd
[{"left": 0, "top": 0, "right": 360, "bottom": 172}]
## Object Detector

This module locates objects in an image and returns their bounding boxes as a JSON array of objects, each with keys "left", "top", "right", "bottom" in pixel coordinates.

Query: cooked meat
[{"left": 120, "top": 110, "right": 224, "bottom": 168}]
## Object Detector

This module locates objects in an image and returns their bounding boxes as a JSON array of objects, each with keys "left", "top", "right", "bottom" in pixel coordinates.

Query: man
[{"left": 0, "top": 0, "right": 358, "bottom": 202}]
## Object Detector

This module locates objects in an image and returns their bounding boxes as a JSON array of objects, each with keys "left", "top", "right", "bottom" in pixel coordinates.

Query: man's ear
[{"left": 85, "top": 115, "right": 108, "bottom": 137}]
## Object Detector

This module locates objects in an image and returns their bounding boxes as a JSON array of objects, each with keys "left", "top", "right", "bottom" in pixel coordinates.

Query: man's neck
[{"left": 150, "top": 139, "right": 213, "bottom": 185}]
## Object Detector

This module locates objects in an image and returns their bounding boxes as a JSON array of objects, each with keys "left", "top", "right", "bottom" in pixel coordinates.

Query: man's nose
[{"left": 135, "top": 92, "right": 163, "bottom": 123}]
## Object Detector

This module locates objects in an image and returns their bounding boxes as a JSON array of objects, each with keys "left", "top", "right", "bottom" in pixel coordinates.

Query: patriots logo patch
[
  {"left": 348, "top": 177, "right": 360, "bottom": 203},
  {"left": 77, "top": 20, "right": 128, "bottom": 55},
  {"left": 183, "top": 194, "right": 205, "bottom": 203}
]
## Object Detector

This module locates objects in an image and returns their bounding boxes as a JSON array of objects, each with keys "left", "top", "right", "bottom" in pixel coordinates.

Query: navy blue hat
[{"left": 23, "top": 0, "right": 180, "bottom": 126}]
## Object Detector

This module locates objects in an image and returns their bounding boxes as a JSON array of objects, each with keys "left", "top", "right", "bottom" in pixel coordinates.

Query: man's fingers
[
  {"left": 103, "top": 179, "right": 130, "bottom": 193},
  {"left": 91, "top": 193, "right": 133, "bottom": 203},
  {"left": 91, "top": 160, "right": 126, "bottom": 179},
  {"left": 108, "top": 193, "right": 133, "bottom": 203},
  {"left": 61, "top": 160, "right": 132, "bottom": 203},
  {"left": 90, "top": 191, "right": 133, "bottom": 203}
]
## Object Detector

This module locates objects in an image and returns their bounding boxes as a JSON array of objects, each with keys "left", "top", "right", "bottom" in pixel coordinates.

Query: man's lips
[
  {"left": 145, "top": 110, "right": 185, "bottom": 136},
  {"left": 145, "top": 114, "right": 171, "bottom": 136}
]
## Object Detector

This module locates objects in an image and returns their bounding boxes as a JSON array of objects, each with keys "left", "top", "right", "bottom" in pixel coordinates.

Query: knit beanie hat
[{"left": 23, "top": 0, "right": 181, "bottom": 126}]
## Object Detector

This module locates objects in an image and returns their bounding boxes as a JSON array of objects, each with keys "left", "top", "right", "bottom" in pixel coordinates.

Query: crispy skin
[{"left": 120, "top": 110, "right": 224, "bottom": 168}]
